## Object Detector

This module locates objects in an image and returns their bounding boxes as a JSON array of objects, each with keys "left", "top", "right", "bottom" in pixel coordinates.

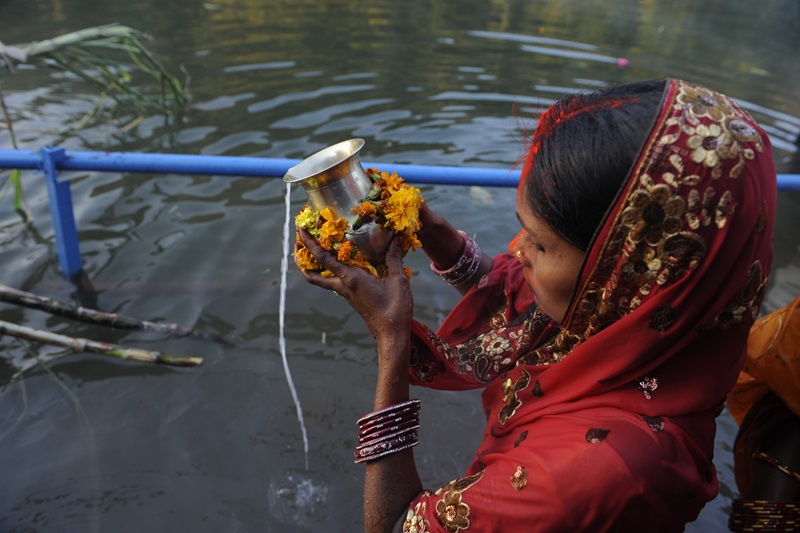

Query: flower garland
[{"left": 295, "top": 167, "right": 424, "bottom": 278}]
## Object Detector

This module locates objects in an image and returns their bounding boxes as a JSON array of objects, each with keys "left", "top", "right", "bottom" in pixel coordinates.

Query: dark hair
[{"left": 521, "top": 79, "right": 667, "bottom": 251}]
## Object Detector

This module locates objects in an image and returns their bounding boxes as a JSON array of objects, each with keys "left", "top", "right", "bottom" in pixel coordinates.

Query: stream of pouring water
[{"left": 279, "top": 182, "right": 309, "bottom": 471}]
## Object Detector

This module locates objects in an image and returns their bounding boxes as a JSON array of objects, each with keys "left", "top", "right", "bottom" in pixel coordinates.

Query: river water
[{"left": 1, "top": 0, "right": 799, "bottom": 531}]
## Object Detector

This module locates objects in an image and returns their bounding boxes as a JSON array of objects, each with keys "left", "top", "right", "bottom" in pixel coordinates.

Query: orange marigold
[
  {"left": 355, "top": 201, "right": 378, "bottom": 219},
  {"left": 337, "top": 240, "right": 355, "bottom": 262},
  {"left": 379, "top": 171, "right": 405, "bottom": 191},
  {"left": 295, "top": 245, "right": 321, "bottom": 272}
]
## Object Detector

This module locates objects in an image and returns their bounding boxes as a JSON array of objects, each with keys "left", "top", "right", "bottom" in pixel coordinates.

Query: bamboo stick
[
  {"left": 0, "top": 319, "right": 203, "bottom": 367},
  {"left": 0, "top": 282, "right": 227, "bottom": 341}
]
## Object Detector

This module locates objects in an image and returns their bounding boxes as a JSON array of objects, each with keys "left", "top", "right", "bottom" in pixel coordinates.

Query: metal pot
[{"left": 283, "top": 139, "right": 393, "bottom": 263}]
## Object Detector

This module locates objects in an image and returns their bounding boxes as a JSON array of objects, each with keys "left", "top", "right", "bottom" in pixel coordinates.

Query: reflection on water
[{"left": 1, "top": 0, "right": 799, "bottom": 530}]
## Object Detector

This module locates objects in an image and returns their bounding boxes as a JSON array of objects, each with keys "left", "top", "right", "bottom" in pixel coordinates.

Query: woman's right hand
[{"left": 294, "top": 228, "right": 414, "bottom": 348}]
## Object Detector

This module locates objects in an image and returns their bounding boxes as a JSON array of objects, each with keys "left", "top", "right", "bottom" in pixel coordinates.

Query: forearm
[
  {"left": 417, "top": 206, "right": 493, "bottom": 295},
  {"left": 363, "top": 334, "right": 423, "bottom": 533}
]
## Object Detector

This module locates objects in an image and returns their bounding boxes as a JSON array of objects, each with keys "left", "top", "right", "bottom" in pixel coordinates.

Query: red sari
[{"left": 403, "top": 79, "right": 776, "bottom": 532}]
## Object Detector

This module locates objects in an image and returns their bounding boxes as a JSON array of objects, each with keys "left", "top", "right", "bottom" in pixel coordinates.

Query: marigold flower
[
  {"left": 383, "top": 185, "right": 422, "bottom": 233},
  {"left": 319, "top": 215, "right": 349, "bottom": 244},
  {"left": 401, "top": 233, "right": 422, "bottom": 252},
  {"left": 355, "top": 201, "right": 378, "bottom": 219},
  {"left": 295, "top": 205, "right": 317, "bottom": 230},
  {"left": 337, "top": 240, "right": 355, "bottom": 262},
  {"left": 295, "top": 245, "right": 321, "bottom": 272},
  {"left": 292, "top": 169, "right": 423, "bottom": 279},
  {"left": 379, "top": 171, "right": 405, "bottom": 191}
]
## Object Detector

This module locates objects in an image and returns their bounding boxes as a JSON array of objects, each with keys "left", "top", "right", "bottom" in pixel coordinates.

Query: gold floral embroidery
[
  {"left": 404, "top": 501, "right": 431, "bottom": 533},
  {"left": 622, "top": 184, "right": 685, "bottom": 246},
  {"left": 720, "top": 117, "right": 763, "bottom": 179},
  {"left": 445, "top": 309, "right": 546, "bottom": 382},
  {"left": 510, "top": 466, "right": 528, "bottom": 491},
  {"left": 436, "top": 491, "right": 470, "bottom": 532},
  {"left": 657, "top": 232, "right": 707, "bottom": 284},
  {"left": 434, "top": 471, "right": 485, "bottom": 532},
  {"left": 498, "top": 368, "right": 531, "bottom": 425},
  {"left": 677, "top": 85, "right": 730, "bottom": 122},
  {"left": 715, "top": 190, "right": 735, "bottom": 229},
  {"left": 687, "top": 123, "right": 728, "bottom": 178},
  {"left": 514, "top": 430, "right": 529, "bottom": 448},
  {"left": 621, "top": 246, "right": 662, "bottom": 288},
  {"left": 585, "top": 428, "right": 611, "bottom": 443},
  {"left": 454, "top": 331, "right": 514, "bottom": 383}
]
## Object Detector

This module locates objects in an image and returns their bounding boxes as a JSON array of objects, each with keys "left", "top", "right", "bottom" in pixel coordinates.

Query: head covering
[{"left": 405, "top": 79, "right": 776, "bottom": 531}]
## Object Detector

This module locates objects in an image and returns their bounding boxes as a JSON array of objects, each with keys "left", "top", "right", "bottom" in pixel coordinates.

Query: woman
[
  {"left": 726, "top": 295, "right": 800, "bottom": 531},
  {"left": 295, "top": 78, "right": 776, "bottom": 531}
]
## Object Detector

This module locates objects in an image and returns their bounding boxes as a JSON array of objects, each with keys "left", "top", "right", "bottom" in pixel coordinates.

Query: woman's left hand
[{"left": 294, "top": 228, "right": 414, "bottom": 345}]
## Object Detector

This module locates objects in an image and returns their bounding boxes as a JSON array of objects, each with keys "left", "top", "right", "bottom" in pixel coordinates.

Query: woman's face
[{"left": 510, "top": 195, "right": 586, "bottom": 324}]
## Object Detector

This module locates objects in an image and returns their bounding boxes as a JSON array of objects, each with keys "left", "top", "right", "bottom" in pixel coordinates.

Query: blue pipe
[
  {"left": 0, "top": 146, "right": 798, "bottom": 277},
  {"left": 1, "top": 148, "right": 796, "bottom": 189}
]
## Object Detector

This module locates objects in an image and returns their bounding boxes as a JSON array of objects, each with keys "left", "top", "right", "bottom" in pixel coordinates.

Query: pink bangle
[{"left": 430, "top": 231, "right": 482, "bottom": 287}]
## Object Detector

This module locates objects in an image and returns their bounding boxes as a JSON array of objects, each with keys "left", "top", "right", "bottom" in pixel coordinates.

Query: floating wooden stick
[
  {"left": 0, "top": 282, "right": 232, "bottom": 342},
  {"left": 0, "top": 319, "right": 202, "bottom": 367}
]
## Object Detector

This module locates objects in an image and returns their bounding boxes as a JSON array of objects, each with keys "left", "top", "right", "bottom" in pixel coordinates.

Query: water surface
[{"left": 1, "top": 0, "right": 799, "bottom": 530}]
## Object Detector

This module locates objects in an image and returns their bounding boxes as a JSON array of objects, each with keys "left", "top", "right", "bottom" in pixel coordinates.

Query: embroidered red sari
[{"left": 403, "top": 79, "right": 776, "bottom": 532}]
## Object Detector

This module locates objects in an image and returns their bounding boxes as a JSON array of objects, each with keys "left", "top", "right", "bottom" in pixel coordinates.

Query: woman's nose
[{"left": 508, "top": 231, "right": 525, "bottom": 262}]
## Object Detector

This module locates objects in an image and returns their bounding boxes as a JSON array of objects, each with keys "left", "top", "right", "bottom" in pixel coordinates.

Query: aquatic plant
[{"left": 0, "top": 23, "right": 189, "bottom": 219}]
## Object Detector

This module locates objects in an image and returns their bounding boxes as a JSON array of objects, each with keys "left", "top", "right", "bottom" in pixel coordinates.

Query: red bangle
[{"left": 355, "top": 400, "right": 421, "bottom": 464}]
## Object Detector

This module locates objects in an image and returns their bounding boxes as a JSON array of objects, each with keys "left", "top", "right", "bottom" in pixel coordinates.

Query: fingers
[
  {"left": 383, "top": 238, "right": 406, "bottom": 278},
  {"left": 296, "top": 228, "right": 343, "bottom": 277},
  {"left": 293, "top": 230, "right": 343, "bottom": 293}
]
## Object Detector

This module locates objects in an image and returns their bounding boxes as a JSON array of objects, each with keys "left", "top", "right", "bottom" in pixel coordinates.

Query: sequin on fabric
[
  {"left": 586, "top": 428, "right": 611, "bottom": 443},
  {"left": 510, "top": 466, "right": 528, "bottom": 491}
]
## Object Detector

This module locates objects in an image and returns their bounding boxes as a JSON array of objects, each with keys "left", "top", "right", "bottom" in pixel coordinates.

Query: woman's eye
[
  {"left": 524, "top": 233, "right": 544, "bottom": 253},
  {"left": 524, "top": 233, "right": 544, "bottom": 252}
]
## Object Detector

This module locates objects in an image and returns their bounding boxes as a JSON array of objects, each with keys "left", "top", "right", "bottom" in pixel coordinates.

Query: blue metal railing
[{"left": 1, "top": 146, "right": 799, "bottom": 278}]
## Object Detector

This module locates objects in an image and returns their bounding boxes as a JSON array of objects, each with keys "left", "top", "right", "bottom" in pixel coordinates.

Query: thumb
[{"left": 384, "top": 237, "right": 405, "bottom": 277}]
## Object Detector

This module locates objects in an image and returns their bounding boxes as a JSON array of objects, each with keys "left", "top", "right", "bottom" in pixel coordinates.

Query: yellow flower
[
  {"left": 319, "top": 215, "right": 349, "bottom": 243},
  {"left": 295, "top": 205, "right": 317, "bottom": 230},
  {"left": 294, "top": 245, "right": 321, "bottom": 272},
  {"left": 401, "top": 232, "right": 422, "bottom": 252},
  {"left": 383, "top": 184, "right": 422, "bottom": 233},
  {"left": 379, "top": 171, "right": 405, "bottom": 191},
  {"left": 293, "top": 169, "right": 424, "bottom": 280}
]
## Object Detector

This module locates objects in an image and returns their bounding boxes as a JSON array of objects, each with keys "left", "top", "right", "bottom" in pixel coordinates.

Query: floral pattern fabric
[{"left": 403, "top": 79, "right": 777, "bottom": 532}]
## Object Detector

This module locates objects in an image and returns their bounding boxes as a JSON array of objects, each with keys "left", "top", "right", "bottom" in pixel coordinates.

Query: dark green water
[{"left": 1, "top": 0, "right": 799, "bottom": 530}]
